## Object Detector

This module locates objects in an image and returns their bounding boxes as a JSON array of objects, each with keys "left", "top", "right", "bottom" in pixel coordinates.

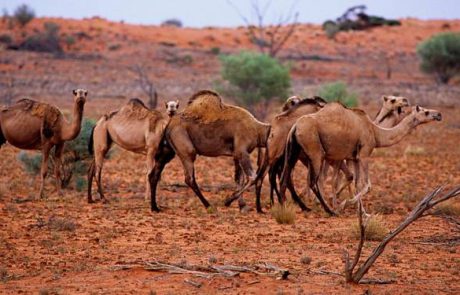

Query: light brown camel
[
  {"left": 280, "top": 103, "right": 442, "bottom": 215},
  {"left": 253, "top": 95, "right": 344, "bottom": 213},
  {"left": 87, "top": 98, "right": 173, "bottom": 203},
  {"left": 0, "top": 89, "right": 88, "bottom": 198},
  {"left": 317, "top": 95, "right": 411, "bottom": 208},
  {"left": 147, "top": 90, "right": 271, "bottom": 212}
]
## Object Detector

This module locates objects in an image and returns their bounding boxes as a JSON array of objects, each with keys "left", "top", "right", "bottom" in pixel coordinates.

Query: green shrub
[
  {"left": 317, "top": 81, "right": 358, "bottom": 107},
  {"left": 220, "top": 51, "right": 291, "bottom": 106},
  {"left": 323, "top": 21, "right": 340, "bottom": 39},
  {"left": 19, "top": 22, "right": 62, "bottom": 53},
  {"left": 18, "top": 119, "right": 96, "bottom": 189},
  {"left": 14, "top": 4, "right": 35, "bottom": 27},
  {"left": 417, "top": 32, "right": 460, "bottom": 84},
  {"left": 0, "top": 34, "right": 13, "bottom": 45},
  {"left": 210, "top": 47, "right": 220, "bottom": 55}
]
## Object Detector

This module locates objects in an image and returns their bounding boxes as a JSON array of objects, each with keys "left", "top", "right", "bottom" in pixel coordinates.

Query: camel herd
[{"left": 0, "top": 89, "right": 442, "bottom": 216}]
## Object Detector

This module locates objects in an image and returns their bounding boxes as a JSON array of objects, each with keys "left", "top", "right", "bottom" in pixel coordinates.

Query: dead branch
[
  {"left": 129, "top": 64, "right": 158, "bottom": 109},
  {"left": 184, "top": 278, "right": 203, "bottom": 288},
  {"left": 226, "top": 0, "right": 299, "bottom": 57},
  {"left": 111, "top": 260, "right": 290, "bottom": 280},
  {"left": 344, "top": 185, "right": 460, "bottom": 284}
]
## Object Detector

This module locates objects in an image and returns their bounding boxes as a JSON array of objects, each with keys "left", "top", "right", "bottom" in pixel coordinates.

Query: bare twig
[
  {"left": 226, "top": 0, "right": 299, "bottom": 57},
  {"left": 184, "top": 278, "right": 202, "bottom": 288},
  {"left": 129, "top": 64, "right": 158, "bottom": 109},
  {"left": 344, "top": 185, "right": 460, "bottom": 284}
]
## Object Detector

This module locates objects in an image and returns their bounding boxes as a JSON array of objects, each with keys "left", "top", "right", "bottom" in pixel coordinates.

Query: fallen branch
[
  {"left": 111, "top": 260, "right": 290, "bottom": 280},
  {"left": 343, "top": 185, "right": 460, "bottom": 284}
]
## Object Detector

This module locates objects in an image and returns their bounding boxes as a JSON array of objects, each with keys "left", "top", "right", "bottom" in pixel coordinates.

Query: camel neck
[
  {"left": 373, "top": 114, "right": 417, "bottom": 148},
  {"left": 61, "top": 101, "right": 84, "bottom": 141},
  {"left": 374, "top": 106, "right": 392, "bottom": 124}
]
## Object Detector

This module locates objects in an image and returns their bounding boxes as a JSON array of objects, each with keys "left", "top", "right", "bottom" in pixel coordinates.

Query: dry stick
[{"left": 344, "top": 185, "right": 460, "bottom": 284}]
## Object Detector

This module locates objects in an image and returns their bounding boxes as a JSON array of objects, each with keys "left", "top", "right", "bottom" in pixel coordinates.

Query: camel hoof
[
  {"left": 151, "top": 206, "right": 161, "bottom": 213},
  {"left": 256, "top": 208, "right": 265, "bottom": 214},
  {"left": 88, "top": 199, "right": 95, "bottom": 204},
  {"left": 223, "top": 198, "right": 234, "bottom": 207}
]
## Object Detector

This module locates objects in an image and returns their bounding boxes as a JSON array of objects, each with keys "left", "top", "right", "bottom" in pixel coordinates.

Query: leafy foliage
[
  {"left": 417, "top": 32, "right": 460, "bottom": 84},
  {"left": 13, "top": 4, "right": 35, "bottom": 27},
  {"left": 317, "top": 81, "right": 358, "bottom": 107},
  {"left": 19, "top": 22, "right": 62, "bottom": 53},
  {"left": 220, "top": 51, "right": 291, "bottom": 107}
]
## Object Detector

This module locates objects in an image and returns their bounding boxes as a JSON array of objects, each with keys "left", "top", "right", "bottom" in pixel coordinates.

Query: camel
[
  {"left": 317, "top": 95, "right": 411, "bottom": 208},
  {"left": 147, "top": 90, "right": 271, "bottom": 212},
  {"left": 252, "top": 95, "right": 339, "bottom": 213},
  {"left": 87, "top": 98, "right": 175, "bottom": 203},
  {"left": 0, "top": 89, "right": 88, "bottom": 198},
  {"left": 165, "top": 100, "right": 180, "bottom": 117},
  {"left": 279, "top": 103, "right": 442, "bottom": 215}
]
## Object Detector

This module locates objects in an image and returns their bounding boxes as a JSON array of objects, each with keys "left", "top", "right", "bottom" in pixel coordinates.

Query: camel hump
[
  {"left": 182, "top": 90, "right": 227, "bottom": 123},
  {"left": 128, "top": 98, "right": 148, "bottom": 109},
  {"left": 14, "top": 98, "right": 62, "bottom": 126}
]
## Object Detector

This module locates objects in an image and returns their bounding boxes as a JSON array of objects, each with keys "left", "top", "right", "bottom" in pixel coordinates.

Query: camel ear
[
  {"left": 84, "top": 90, "right": 88, "bottom": 96},
  {"left": 382, "top": 96, "right": 388, "bottom": 102},
  {"left": 416, "top": 105, "right": 421, "bottom": 112},
  {"left": 164, "top": 102, "right": 168, "bottom": 108},
  {"left": 72, "top": 89, "right": 77, "bottom": 96},
  {"left": 175, "top": 100, "right": 179, "bottom": 107}
]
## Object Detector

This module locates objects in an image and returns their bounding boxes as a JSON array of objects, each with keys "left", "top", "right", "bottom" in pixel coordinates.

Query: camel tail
[
  {"left": 279, "top": 126, "right": 301, "bottom": 199},
  {"left": 88, "top": 125, "right": 95, "bottom": 155}
]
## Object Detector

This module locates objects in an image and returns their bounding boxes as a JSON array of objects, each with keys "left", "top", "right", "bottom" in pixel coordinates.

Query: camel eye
[{"left": 425, "top": 111, "right": 429, "bottom": 116}]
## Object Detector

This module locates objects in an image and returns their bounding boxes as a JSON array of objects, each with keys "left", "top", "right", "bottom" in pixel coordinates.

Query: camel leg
[
  {"left": 224, "top": 151, "right": 254, "bottom": 210},
  {"left": 92, "top": 126, "right": 110, "bottom": 203},
  {"left": 145, "top": 148, "right": 155, "bottom": 202},
  {"left": 87, "top": 159, "right": 96, "bottom": 203},
  {"left": 234, "top": 158, "right": 244, "bottom": 189},
  {"left": 149, "top": 147, "right": 175, "bottom": 212},
  {"left": 255, "top": 164, "right": 269, "bottom": 213},
  {"left": 335, "top": 160, "right": 354, "bottom": 196},
  {"left": 39, "top": 143, "right": 53, "bottom": 199},
  {"left": 182, "top": 158, "right": 211, "bottom": 209},
  {"left": 329, "top": 161, "right": 342, "bottom": 209},
  {"left": 53, "top": 143, "right": 65, "bottom": 197}
]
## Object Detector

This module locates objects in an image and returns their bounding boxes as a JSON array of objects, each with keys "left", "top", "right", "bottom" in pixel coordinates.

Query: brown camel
[
  {"left": 280, "top": 103, "right": 442, "bottom": 215},
  {"left": 318, "top": 95, "right": 411, "bottom": 208},
  {"left": 0, "top": 89, "right": 88, "bottom": 198},
  {"left": 147, "top": 90, "right": 271, "bottom": 212},
  {"left": 87, "top": 98, "right": 173, "bottom": 203},
  {"left": 253, "top": 95, "right": 342, "bottom": 213}
]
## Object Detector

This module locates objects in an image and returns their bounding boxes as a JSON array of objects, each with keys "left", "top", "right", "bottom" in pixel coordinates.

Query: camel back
[
  {"left": 276, "top": 97, "right": 326, "bottom": 119},
  {"left": 181, "top": 90, "right": 254, "bottom": 124},
  {"left": 16, "top": 98, "right": 61, "bottom": 127},
  {"left": 121, "top": 98, "right": 164, "bottom": 121}
]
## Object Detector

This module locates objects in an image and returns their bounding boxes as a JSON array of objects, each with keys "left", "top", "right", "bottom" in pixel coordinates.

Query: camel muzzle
[{"left": 434, "top": 113, "right": 442, "bottom": 121}]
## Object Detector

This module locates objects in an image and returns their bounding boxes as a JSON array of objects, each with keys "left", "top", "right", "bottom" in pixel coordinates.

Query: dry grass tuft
[
  {"left": 0, "top": 183, "right": 7, "bottom": 201},
  {"left": 433, "top": 201, "right": 460, "bottom": 216},
  {"left": 404, "top": 145, "right": 426, "bottom": 156},
  {"left": 48, "top": 216, "right": 77, "bottom": 232},
  {"left": 271, "top": 202, "right": 296, "bottom": 224},
  {"left": 351, "top": 215, "right": 388, "bottom": 241},
  {"left": 300, "top": 256, "right": 312, "bottom": 265}
]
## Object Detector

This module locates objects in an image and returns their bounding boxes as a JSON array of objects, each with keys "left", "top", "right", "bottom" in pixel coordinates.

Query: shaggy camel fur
[
  {"left": 147, "top": 90, "right": 271, "bottom": 212},
  {"left": 318, "top": 95, "right": 411, "bottom": 208},
  {"left": 280, "top": 103, "right": 441, "bottom": 215},
  {"left": 0, "top": 89, "right": 88, "bottom": 198},
  {"left": 87, "top": 98, "right": 172, "bottom": 203}
]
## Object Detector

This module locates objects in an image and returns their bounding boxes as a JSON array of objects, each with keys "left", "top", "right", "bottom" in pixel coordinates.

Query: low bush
[
  {"left": 161, "top": 18, "right": 183, "bottom": 28},
  {"left": 14, "top": 4, "right": 35, "bottom": 27},
  {"left": 417, "top": 32, "right": 460, "bottom": 84},
  {"left": 19, "top": 22, "right": 62, "bottom": 53},
  {"left": 271, "top": 202, "right": 296, "bottom": 224},
  {"left": 317, "top": 81, "right": 358, "bottom": 107}
]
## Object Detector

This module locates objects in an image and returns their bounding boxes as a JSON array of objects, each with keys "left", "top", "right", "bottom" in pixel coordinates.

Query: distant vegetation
[
  {"left": 13, "top": 4, "right": 35, "bottom": 27},
  {"left": 417, "top": 32, "right": 460, "bottom": 84},
  {"left": 317, "top": 81, "right": 358, "bottom": 107},
  {"left": 161, "top": 18, "right": 183, "bottom": 28},
  {"left": 18, "top": 119, "right": 96, "bottom": 190},
  {"left": 19, "top": 22, "right": 63, "bottom": 53},
  {"left": 219, "top": 51, "right": 291, "bottom": 114}
]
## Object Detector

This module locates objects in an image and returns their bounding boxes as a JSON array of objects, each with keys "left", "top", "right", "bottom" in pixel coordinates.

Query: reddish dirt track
[{"left": 0, "top": 16, "right": 460, "bottom": 294}]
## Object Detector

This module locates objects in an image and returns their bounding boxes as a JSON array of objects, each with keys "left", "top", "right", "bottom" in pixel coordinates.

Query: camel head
[
  {"left": 410, "top": 105, "right": 442, "bottom": 125},
  {"left": 165, "top": 100, "right": 180, "bottom": 117},
  {"left": 282, "top": 96, "right": 301, "bottom": 111},
  {"left": 382, "top": 95, "right": 409, "bottom": 113},
  {"left": 72, "top": 89, "right": 88, "bottom": 105}
]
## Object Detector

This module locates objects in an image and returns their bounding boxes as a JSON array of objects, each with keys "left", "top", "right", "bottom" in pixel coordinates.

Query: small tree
[
  {"left": 14, "top": 4, "right": 35, "bottom": 27},
  {"left": 317, "top": 81, "right": 358, "bottom": 107},
  {"left": 129, "top": 64, "right": 158, "bottom": 109},
  {"left": 220, "top": 51, "right": 291, "bottom": 117},
  {"left": 417, "top": 32, "right": 460, "bottom": 84}
]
